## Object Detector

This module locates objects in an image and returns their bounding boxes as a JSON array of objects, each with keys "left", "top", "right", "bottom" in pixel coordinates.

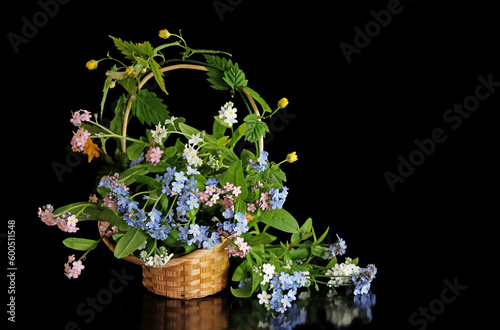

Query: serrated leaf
[
  {"left": 109, "top": 36, "right": 152, "bottom": 61},
  {"left": 223, "top": 64, "right": 247, "bottom": 92},
  {"left": 243, "top": 114, "right": 269, "bottom": 143},
  {"left": 204, "top": 54, "right": 234, "bottom": 90},
  {"left": 101, "top": 65, "right": 117, "bottom": 115},
  {"left": 109, "top": 95, "right": 128, "bottom": 137},
  {"left": 150, "top": 59, "right": 168, "bottom": 95},
  {"left": 244, "top": 87, "right": 272, "bottom": 113},
  {"left": 131, "top": 90, "right": 169, "bottom": 126}
]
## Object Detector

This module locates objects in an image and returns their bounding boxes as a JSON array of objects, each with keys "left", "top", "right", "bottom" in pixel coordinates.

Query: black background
[{"left": 3, "top": 0, "right": 498, "bottom": 329}]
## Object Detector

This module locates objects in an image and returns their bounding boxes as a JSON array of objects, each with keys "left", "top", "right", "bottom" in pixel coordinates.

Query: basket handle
[{"left": 121, "top": 64, "right": 264, "bottom": 153}]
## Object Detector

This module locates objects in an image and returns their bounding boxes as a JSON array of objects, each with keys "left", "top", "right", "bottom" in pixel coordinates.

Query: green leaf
[
  {"left": 109, "top": 35, "right": 145, "bottom": 61},
  {"left": 326, "top": 257, "right": 338, "bottom": 269},
  {"left": 132, "top": 174, "right": 162, "bottom": 190},
  {"left": 96, "top": 208, "right": 129, "bottom": 231},
  {"left": 131, "top": 90, "right": 169, "bottom": 126},
  {"left": 258, "top": 209, "right": 299, "bottom": 234},
  {"left": 230, "top": 123, "right": 246, "bottom": 148},
  {"left": 222, "top": 64, "right": 248, "bottom": 92},
  {"left": 291, "top": 218, "right": 313, "bottom": 243},
  {"left": 109, "top": 94, "right": 128, "bottom": 136},
  {"left": 101, "top": 65, "right": 117, "bottom": 115},
  {"left": 126, "top": 141, "right": 146, "bottom": 161},
  {"left": 203, "top": 54, "right": 234, "bottom": 90},
  {"left": 150, "top": 59, "right": 168, "bottom": 95},
  {"left": 178, "top": 122, "right": 200, "bottom": 136},
  {"left": 250, "top": 232, "right": 277, "bottom": 246},
  {"left": 114, "top": 226, "right": 148, "bottom": 259},
  {"left": 243, "top": 87, "right": 271, "bottom": 113},
  {"left": 244, "top": 114, "right": 269, "bottom": 143},
  {"left": 218, "top": 160, "right": 248, "bottom": 200},
  {"left": 312, "top": 227, "right": 329, "bottom": 248},
  {"left": 232, "top": 259, "right": 249, "bottom": 281},
  {"left": 267, "top": 164, "right": 287, "bottom": 188},
  {"left": 230, "top": 285, "right": 253, "bottom": 298},
  {"left": 54, "top": 202, "right": 96, "bottom": 216},
  {"left": 63, "top": 238, "right": 99, "bottom": 251}
]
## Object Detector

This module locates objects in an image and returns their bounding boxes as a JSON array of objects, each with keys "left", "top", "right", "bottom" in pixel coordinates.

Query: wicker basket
[
  {"left": 101, "top": 233, "right": 229, "bottom": 300},
  {"left": 99, "top": 63, "right": 263, "bottom": 300}
]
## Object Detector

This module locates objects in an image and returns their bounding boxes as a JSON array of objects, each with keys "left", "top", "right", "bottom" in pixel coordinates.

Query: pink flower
[
  {"left": 247, "top": 203, "right": 256, "bottom": 212},
  {"left": 103, "top": 197, "right": 118, "bottom": 211},
  {"left": 71, "top": 128, "right": 91, "bottom": 152},
  {"left": 198, "top": 192, "right": 209, "bottom": 202},
  {"left": 99, "top": 221, "right": 119, "bottom": 237},
  {"left": 224, "top": 245, "right": 238, "bottom": 257},
  {"left": 145, "top": 146, "right": 163, "bottom": 165},
  {"left": 38, "top": 204, "right": 57, "bottom": 226},
  {"left": 223, "top": 182, "right": 234, "bottom": 191},
  {"left": 64, "top": 255, "right": 85, "bottom": 279},
  {"left": 70, "top": 109, "right": 92, "bottom": 126},
  {"left": 232, "top": 186, "right": 242, "bottom": 197},
  {"left": 66, "top": 215, "right": 79, "bottom": 227},
  {"left": 88, "top": 194, "right": 98, "bottom": 203}
]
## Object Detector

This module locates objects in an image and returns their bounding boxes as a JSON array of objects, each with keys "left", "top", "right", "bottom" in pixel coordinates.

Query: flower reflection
[
  {"left": 141, "top": 290, "right": 376, "bottom": 329},
  {"left": 231, "top": 290, "right": 376, "bottom": 329},
  {"left": 325, "top": 290, "right": 377, "bottom": 327}
]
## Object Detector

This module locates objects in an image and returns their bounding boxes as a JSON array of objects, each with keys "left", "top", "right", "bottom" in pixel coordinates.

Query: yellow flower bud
[
  {"left": 286, "top": 151, "right": 298, "bottom": 163},
  {"left": 277, "top": 98, "right": 289, "bottom": 109},
  {"left": 85, "top": 60, "right": 98, "bottom": 70},
  {"left": 109, "top": 81, "right": 116, "bottom": 89},
  {"left": 125, "top": 66, "right": 134, "bottom": 75},
  {"left": 159, "top": 29, "right": 171, "bottom": 39}
]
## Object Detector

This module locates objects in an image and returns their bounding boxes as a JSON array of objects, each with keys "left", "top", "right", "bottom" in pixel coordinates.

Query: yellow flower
[
  {"left": 286, "top": 151, "right": 298, "bottom": 163},
  {"left": 277, "top": 98, "right": 289, "bottom": 109},
  {"left": 83, "top": 139, "right": 102, "bottom": 163},
  {"left": 125, "top": 66, "right": 134, "bottom": 75},
  {"left": 109, "top": 81, "right": 116, "bottom": 89},
  {"left": 85, "top": 60, "right": 98, "bottom": 70},
  {"left": 159, "top": 29, "right": 171, "bottom": 39}
]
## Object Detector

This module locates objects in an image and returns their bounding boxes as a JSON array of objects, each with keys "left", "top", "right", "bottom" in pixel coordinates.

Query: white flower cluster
[
  {"left": 325, "top": 261, "right": 360, "bottom": 287},
  {"left": 139, "top": 243, "right": 174, "bottom": 268},
  {"left": 151, "top": 116, "right": 178, "bottom": 144},
  {"left": 218, "top": 101, "right": 238, "bottom": 127},
  {"left": 183, "top": 132, "right": 204, "bottom": 167}
]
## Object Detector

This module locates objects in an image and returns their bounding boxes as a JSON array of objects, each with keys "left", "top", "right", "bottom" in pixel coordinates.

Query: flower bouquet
[{"left": 38, "top": 29, "right": 376, "bottom": 311}]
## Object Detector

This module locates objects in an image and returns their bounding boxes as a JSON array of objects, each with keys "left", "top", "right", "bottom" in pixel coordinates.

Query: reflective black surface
[{"left": 141, "top": 289, "right": 376, "bottom": 330}]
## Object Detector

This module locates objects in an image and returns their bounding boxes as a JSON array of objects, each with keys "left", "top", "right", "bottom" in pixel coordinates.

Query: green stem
[{"left": 78, "top": 236, "right": 104, "bottom": 261}]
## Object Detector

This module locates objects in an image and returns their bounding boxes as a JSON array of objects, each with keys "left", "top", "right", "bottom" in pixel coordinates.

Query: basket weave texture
[{"left": 102, "top": 233, "right": 229, "bottom": 300}]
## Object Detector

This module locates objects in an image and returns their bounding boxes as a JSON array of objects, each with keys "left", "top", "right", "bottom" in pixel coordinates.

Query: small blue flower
[
  {"left": 186, "top": 195, "right": 199, "bottom": 209},
  {"left": 281, "top": 294, "right": 292, "bottom": 309},
  {"left": 222, "top": 209, "right": 234, "bottom": 219},
  {"left": 113, "top": 186, "right": 128, "bottom": 196},
  {"left": 206, "top": 178, "right": 219, "bottom": 186},
  {"left": 202, "top": 237, "right": 216, "bottom": 249},
  {"left": 186, "top": 166, "right": 200, "bottom": 175},
  {"left": 137, "top": 209, "right": 147, "bottom": 223},
  {"left": 127, "top": 201, "right": 139, "bottom": 210},
  {"left": 172, "top": 180, "right": 185, "bottom": 194},
  {"left": 148, "top": 208, "right": 162, "bottom": 222},
  {"left": 117, "top": 195, "right": 130, "bottom": 212},
  {"left": 185, "top": 176, "right": 198, "bottom": 190},
  {"left": 129, "top": 152, "right": 144, "bottom": 167}
]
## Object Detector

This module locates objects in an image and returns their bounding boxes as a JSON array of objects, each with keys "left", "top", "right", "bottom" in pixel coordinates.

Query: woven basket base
[
  {"left": 142, "top": 242, "right": 230, "bottom": 300},
  {"left": 100, "top": 225, "right": 229, "bottom": 300}
]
